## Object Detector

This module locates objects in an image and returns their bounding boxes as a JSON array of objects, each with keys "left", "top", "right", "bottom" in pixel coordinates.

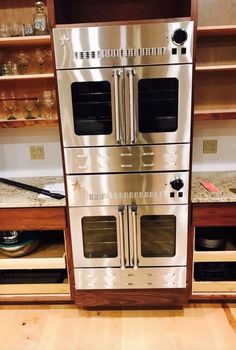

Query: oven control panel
[{"left": 67, "top": 171, "right": 189, "bottom": 207}]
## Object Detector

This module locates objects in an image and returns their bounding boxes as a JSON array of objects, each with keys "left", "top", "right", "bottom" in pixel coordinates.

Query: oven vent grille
[
  {"left": 75, "top": 47, "right": 167, "bottom": 60},
  {"left": 87, "top": 191, "right": 165, "bottom": 201}
]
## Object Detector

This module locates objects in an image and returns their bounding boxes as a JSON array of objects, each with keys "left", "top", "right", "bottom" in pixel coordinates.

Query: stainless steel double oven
[{"left": 53, "top": 20, "right": 193, "bottom": 290}]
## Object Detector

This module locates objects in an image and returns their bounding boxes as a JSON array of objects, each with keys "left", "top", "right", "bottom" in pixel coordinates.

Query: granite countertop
[
  {"left": 192, "top": 171, "right": 236, "bottom": 203},
  {"left": 0, "top": 176, "right": 66, "bottom": 208}
]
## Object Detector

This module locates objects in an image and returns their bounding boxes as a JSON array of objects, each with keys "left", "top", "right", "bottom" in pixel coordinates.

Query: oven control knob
[
  {"left": 170, "top": 178, "right": 184, "bottom": 191},
  {"left": 172, "top": 29, "right": 188, "bottom": 46}
]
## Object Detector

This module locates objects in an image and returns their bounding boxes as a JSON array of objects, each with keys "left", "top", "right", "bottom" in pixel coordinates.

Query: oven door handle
[
  {"left": 118, "top": 205, "right": 126, "bottom": 269},
  {"left": 127, "top": 68, "right": 136, "bottom": 144},
  {"left": 131, "top": 205, "right": 138, "bottom": 269},
  {"left": 113, "top": 69, "right": 121, "bottom": 144}
]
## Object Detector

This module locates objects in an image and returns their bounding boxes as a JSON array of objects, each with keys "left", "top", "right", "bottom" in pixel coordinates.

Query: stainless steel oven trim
[
  {"left": 66, "top": 172, "right": 189, "bottom": 207},
  {"left": 129, "top": 204, "right": 188, "bottom": 267},
  {"left": 69, "top": 206, "right": 130, "bottom": 268},
  {"left": 64, "top": 144, "right": 190, "bottom": 174},
  {"left": 74, "top": 266, "right": 187, "bottom": 289},
  {"left": 53, "top": 21, "right": 193, "bottom": 69},
  {"left": 57, "top": 64, "right": 192, "bottom": 147},
  {"left": 125, "top": 64, "right": 192, "bottom": 145},
  {"left": 70, "top": 204, "right": 188, "bottom": 269},
  {"left": 56, "top": 67, "right": 126, "bottom": 148}
]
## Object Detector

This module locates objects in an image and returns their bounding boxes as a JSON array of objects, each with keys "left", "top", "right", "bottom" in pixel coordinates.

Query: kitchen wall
[
  {"left": 0, "top": 127, "right": 63, "bottom": 177},
  {"left": 192, "top": 120, "right": 236, "bottom": 172}
]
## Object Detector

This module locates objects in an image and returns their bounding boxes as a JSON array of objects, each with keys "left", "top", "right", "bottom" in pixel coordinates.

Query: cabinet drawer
[
  {"left": 192, "top": 203, "right": 236, "bottom": 226},
  {"left": 0, "top": 207, "right": 67, "bottom": 230}
]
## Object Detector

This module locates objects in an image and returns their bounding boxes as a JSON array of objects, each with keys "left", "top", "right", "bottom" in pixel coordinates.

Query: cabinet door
[{"left": 69, "top": 206, "right": 129, "bottom": 268}]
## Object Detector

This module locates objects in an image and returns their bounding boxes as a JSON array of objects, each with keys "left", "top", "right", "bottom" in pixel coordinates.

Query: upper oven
[
  {"left": 56, "top": 64, "right": 192, "bottom": 147},
  {"left": 53, "top": 21, "right": 193, "bottom": 148}
]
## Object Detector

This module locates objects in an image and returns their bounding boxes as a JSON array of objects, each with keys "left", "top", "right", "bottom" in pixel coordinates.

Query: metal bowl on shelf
[{"left": 0, "top": 230, "right": 40, "bottom": 257}]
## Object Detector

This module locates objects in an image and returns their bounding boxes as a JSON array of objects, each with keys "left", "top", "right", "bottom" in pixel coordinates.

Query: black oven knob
[
  {"left": 170, "top": 178, "right": 184, "bottom": 191},
  {"left": 172, "top": 29, "right": 188, "bottom": 46}
]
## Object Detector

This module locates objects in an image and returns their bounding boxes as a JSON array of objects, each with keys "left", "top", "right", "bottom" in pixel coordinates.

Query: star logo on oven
[
  {"left": 59, "top": 34, "right": 71, "bottom": 47},
  {"left": 72, "top": 180, "right": 82, "bottom": 191}
]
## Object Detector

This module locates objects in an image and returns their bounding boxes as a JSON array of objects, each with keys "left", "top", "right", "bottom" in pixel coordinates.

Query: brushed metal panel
[
  {"left": 53, "top": 21, "right": 193, "bottom": 69},
  {"left": 74, "top": 267, "right": 186, "bottom": 289},
  {"left": 66, "top": 172, "right": 189, "bottom": 207},
  {"left": 64, "top": 141, "right": 190, "bottom": 174}
]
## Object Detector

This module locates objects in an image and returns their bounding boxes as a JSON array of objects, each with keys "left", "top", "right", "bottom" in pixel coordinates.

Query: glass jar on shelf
[{"left": 33, "top": 1, "right": 48, "bottom": 35}]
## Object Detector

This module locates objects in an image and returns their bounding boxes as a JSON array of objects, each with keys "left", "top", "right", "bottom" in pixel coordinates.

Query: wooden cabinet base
[{"left": 74, "top": 289, "right": 188, "bottom": 309}]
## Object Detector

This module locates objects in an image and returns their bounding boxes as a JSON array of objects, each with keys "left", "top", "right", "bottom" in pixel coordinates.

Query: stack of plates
[{"left": 0, "top": 230, "right": 39, "bottom": 257}]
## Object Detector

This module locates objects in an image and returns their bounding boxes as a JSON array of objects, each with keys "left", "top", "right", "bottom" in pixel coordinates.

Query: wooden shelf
[
  {"left": 0, "top": 35, "right": 51, "bottom": 47},
  {"left": 196, "top": 64, "right": 236, "bottom": 72},
  {"left": 194, "top": 108, "right": 236, "bottom": 121},
  {"left": 0, "top": 242, "right": 66, "bottom": 270},
  {"left": 0, "top": 282, "right": 70, "bottom": 295},
  {"left": 0, "top": 73, "right": 54, "bottom": 81},
  {"left": 0, "top": 119, "right": 58, "bottom": 128},
  {"left": 193, "top": 281, "right": 236, "bottom": 293},
  {"left": 194, "top": 251, "right": 236, "bottom": 263},
  {"left": 197, "top": 25, "right": 236, "bottom": 36}
]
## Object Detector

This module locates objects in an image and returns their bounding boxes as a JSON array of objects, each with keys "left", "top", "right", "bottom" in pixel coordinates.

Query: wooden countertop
[
  {"left": 191, "top": 171, "right": 236, "bottom": 203},
  {"left": 0, "top": 176, "right": 66, "bottom": 208}
]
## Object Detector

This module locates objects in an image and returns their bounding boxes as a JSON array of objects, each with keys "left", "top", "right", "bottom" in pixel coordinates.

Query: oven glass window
[
  {"left": 140, "top": 215, "right": 176, "bottom": 257},
  {"left": 82, "top": 216, "right": 118, "bottom": 258},
  {"left": 138, "top": 78, "right": 178, "bottom": 133},
  {"left": 71, "top": 81, "right": 112, "bottom": 135}
]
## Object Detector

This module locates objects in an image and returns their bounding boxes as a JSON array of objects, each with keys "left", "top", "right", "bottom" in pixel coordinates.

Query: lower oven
[{"left": 67, "top": 170, "right": 189, "bottom": 289}]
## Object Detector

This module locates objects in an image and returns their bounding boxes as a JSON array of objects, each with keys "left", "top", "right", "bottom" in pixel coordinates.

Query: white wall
[
  {"left": 192, "top": 120, "right": 236, "bottom": 172},
  {"left": 0, "top": 126, "right": 63, "bottom": 177}
]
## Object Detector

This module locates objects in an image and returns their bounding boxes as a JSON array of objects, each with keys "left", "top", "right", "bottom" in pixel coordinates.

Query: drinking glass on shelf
[
  {"left": 0, "top": 23, "right": 9, "bottom": 37},
  {"left": 35, "top": 97, "right": 42, "bottom": 118},
  {"left": 41, "top": 90, "right": 55, "bottom": 119},
  {"left": 24, "top": 97, "right": 36, "bottom": 119},
  {"left": 44, "top": 48, "right": 53, "bottom": 72},
  {"left": 3, "top": 92, "right": 17, "bottom": 120},
  {"left": 8, "top": 22, "right": 23, "bottom": 37},
  {"left": 16, "top": 51, "right": 29, "bottom": 75},
  {"left": 34, "top": 48, "right": 45, "bottom": 74}
]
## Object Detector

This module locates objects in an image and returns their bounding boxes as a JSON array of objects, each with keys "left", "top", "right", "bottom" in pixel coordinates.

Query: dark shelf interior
[{"left": 53, "top": 0, "right": 192, "bottom": 25}]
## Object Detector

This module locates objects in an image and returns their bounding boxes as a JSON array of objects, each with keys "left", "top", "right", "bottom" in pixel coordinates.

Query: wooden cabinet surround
[
  {"left": 189, "top": 203, "right": 236, "bottom": 301},
  {"left": 0, "top": 0, "right": 58, "bottom": 128},
  {"left": 194, "top": 0, "right": 236, "bottom": 121},
  {"left": 0, "top": 1, "right": 71, "bottom": 303},
  {"left": 0, "top": 207, "right": 73, "bottom": 303}
]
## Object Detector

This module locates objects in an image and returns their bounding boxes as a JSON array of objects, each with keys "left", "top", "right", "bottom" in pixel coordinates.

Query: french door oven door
[
  {"left": 125, "top": 64, "right": 192, "bottom": 144},
  {"left": 69, "top": 206, "right": 129, "bottom": 268},
  {"left": 129, "top": 204, "right": 188, "bottom": 268},
  {"left": 56, "top": 67, "right": 125, "bottom": 147},
  {"left": 70, "top": 204, "right": 188, "bottom": 269}
]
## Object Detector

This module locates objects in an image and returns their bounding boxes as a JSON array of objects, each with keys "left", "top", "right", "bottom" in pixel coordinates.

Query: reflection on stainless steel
[
  {"left": 53, "top": 20, "right": 193, "bottom": 290},
  {"left": 64, "top": 144, "right": 190, "bottom": 174}
]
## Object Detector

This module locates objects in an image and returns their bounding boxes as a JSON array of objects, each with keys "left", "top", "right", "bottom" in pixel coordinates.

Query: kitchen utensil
[{"left": 0, "top": 177, "right": 65, "bottom": 200}]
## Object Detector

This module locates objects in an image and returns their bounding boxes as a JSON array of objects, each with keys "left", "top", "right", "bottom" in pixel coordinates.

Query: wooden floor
[{"left": 0, "top": 303, "right": 235, "bottom": 349}]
